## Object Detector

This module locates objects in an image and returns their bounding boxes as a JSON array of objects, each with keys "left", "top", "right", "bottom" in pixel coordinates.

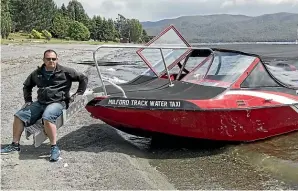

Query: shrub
[
  {"left": 68, "top": 21, "right": 90, "bottom": 41},
  {"left": 42, "top": 30, "right": 52, "bottom": 40},
  {"left": 31, "top": 29, "right": 42, "bottom": 39},
  {"left": 113, "top": 38, "right": 120, "bottom": 43}
]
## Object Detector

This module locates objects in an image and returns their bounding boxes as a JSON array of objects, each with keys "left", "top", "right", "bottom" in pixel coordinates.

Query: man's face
[{"left": 43, "top": 52, "right": 58, "bottom": 69}]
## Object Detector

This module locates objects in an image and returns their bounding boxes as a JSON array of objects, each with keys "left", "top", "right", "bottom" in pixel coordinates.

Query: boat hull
[{"left": 85, "top": 104, "right": 298, "bottom": 141}]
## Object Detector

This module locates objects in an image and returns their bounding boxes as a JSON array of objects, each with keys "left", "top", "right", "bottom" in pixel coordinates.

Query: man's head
[{"left": 43, "top": 49, "right": 58, "bottom": 70}]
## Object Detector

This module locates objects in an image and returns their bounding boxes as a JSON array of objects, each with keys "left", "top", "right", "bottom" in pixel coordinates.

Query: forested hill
[
  {"left": 1, "top": 0, "right": 150, "bottom": 43},
  {"left": 141, "top": 12, "right": 298, "bottom": 43}
]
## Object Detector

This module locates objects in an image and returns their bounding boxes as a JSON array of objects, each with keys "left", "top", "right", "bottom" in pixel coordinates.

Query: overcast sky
[{"left": 54, "top": 0, "right": 298, "bottom": 21}]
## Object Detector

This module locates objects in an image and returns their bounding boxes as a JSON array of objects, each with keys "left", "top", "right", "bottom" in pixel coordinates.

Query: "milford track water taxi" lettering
[{"left": 107, "top": 98, "right": 181, "bottom": 108}]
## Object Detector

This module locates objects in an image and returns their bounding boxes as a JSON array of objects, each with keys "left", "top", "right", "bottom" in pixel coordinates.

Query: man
[{"left": 1, "top": 49, "right": 88, "bottom": 162}]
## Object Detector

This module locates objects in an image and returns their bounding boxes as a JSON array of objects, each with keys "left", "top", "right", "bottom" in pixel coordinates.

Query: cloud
[{"left": 54, "top": 0, "right": 298, "bottom": 21}]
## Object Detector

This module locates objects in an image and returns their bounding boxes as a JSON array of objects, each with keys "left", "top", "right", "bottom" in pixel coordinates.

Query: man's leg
[
  {"left": 12, "top": 116, "right": 25, "bottom": 144},
  {"left": 43, "top": 120, "right": 57, "bottom": 145},
  {"left": 1, "top": 102, "right": 44, "bottom": 154},
  {"left": 0, "top": 116, "right": 24, "bottom": 154},
  {"left": 42, "top": 102, "right": 65, "bottom": 161}
]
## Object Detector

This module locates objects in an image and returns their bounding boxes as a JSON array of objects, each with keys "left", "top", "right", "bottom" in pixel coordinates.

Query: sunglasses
[{"left": 45, "top": 57, "right": 57, "bottom": 61}]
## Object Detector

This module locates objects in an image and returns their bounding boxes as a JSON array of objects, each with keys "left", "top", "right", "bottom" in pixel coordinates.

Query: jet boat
[{"left": 85, "top": 25, "right": 298, "bottom": 141}]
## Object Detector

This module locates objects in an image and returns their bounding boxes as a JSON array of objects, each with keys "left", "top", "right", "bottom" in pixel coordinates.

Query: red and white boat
[{"left": 85, "top": 25, "right": 298, "bottom": 141}]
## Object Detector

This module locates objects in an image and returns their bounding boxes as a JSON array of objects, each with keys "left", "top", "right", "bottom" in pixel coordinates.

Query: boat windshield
[
  {"left": 137, "top": 26, "right": 191, "bottom": 77},
  {"left": 182, "top": 51, "right": 257, "bottom": 87},
  {"left": 264, "top": 61, "right": 298, "bottom": 88},
  {"left": 141, "top": 49, "right": 188, "bottom": 77}
]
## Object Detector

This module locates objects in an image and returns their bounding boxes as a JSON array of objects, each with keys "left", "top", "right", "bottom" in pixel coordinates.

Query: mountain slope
[{"left": 141, "top": 12, "right": 298, "bottom": 43}]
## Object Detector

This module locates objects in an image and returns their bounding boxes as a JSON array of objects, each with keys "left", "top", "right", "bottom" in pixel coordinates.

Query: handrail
[
  {"left": 93, "top": 51, "right": 107, "bottom": 96},
  {"left": 102, "top": 77, "right": 127, "bottom": 98},
  {"left": 93, "top": 44, "right": 214, "bottom": 96},
  {"left": 93, "top": 44, "right": 212, "bottom": 52}
]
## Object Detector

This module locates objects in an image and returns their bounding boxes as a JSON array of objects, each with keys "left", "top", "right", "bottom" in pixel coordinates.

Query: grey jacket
[{"left": 23, "top": 63, "right": 88, "bottom": 105}]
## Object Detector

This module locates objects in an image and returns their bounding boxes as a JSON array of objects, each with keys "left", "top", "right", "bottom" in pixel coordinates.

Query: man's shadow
[{"left": 11, "top": 123, "right": 239, "bottom": 161}]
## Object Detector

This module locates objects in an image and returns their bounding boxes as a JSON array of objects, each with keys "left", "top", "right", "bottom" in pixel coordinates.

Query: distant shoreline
[
  {"left": 2, "top": 40, "right": 297, "bottom": 46},
  {"left": 191, "top": 41, "right": 298, "bottom": 45}
]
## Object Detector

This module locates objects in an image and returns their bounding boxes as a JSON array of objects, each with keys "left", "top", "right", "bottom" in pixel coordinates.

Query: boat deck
[{"left": 93, "top": 76, "right": 226, "bottom": 100}]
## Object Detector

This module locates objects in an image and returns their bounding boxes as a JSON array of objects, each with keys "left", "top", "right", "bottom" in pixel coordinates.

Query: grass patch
[{"left": 1, "top": 32, "right": 119, "bottom": 45}]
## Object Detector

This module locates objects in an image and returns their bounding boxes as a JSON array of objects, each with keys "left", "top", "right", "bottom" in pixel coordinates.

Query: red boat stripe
[{"left": 223, "top": 90, "right": 298, "bottom": 104}]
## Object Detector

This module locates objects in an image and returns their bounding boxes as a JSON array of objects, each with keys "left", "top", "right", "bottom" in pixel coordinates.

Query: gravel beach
[
  {"left": 1, "top": 43, "right": 297, "bottom": 190},
  {"left": 1, "top": 44, "right": 175, "bottom": 190}
]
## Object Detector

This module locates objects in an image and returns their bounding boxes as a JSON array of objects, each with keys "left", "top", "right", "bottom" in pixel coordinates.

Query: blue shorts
[{"left": 14, "top": 101, "right": 66, "bottom": 127}]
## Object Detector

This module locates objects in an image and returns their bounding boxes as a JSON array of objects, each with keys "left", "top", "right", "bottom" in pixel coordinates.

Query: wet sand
[{"left": 1, "top": 43, "right": 298, "bottom": 189}]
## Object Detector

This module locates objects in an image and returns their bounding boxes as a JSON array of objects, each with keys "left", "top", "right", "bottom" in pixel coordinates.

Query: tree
[
  {"left": 30, "top": 0, "right": 57, "bottom": 31},
  {"left": 51, "top": 13, "right": 70, "bottom": 38},
  {"left": 5, "top": 0, "right": 147, "bottom": 42},
  {"left": 101, "top": 18, "right": 109, "bottom": 41},
  {"left": 142, "top": 29, "right": 150, "bottom": 43},
  {"left": 67, "top": 0, "right": 90, "bottom": 27},
  {"left": 89, "top": 16, "right": 97, "bottom": 40},
  {"left": 1, "top": 0, "right": 12, "bottom": 38},
  {"left": 106, "top": 18, "right": 116, "bottom": 41},
  {"left": 8, "top": 0, "right": 28, "bottom": 31},
  {"left": 129, "top": 19, "right": 143, "bottom": 43},
  {"left": 68, "top": 20, "right": 90, "bottom": 41},
  {"left": 90, "top": 15, "right": 103, "bottom": 41},
  {"left": 8, "top": 0, "right": 57, "bottom": 32},
  {"left": 115, "top": 14, "right": 130, "bottom": 41},
  {"left": 61, "top": 3, "right": 68, "bottom": 16}
]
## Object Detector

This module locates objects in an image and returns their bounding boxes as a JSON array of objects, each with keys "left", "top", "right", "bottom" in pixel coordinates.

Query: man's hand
[
  {"left": 69, "top": 93, "right": 78, "bottom": 103},
  {"left": 21, "top": 102, "right": 32, "bottom": 109},
  {"left": 69, "top": 92, "right": 84, "bottom": 103}
]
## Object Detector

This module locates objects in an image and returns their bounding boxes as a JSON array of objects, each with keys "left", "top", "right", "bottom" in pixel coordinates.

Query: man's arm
[
  {"left": 23, "top": 72, "right": 36, "bottom": 103},
  {"left": 68, "top": 68, "right": 88, "bottom": 95}
]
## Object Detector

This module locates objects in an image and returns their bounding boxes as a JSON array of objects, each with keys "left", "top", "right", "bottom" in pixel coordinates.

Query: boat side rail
[
  {"left": 93, "top": 44, "right": 214, "bottom": 97},
  {"left": 102, "top": 77, "right": 127, "bottom": 98}
]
